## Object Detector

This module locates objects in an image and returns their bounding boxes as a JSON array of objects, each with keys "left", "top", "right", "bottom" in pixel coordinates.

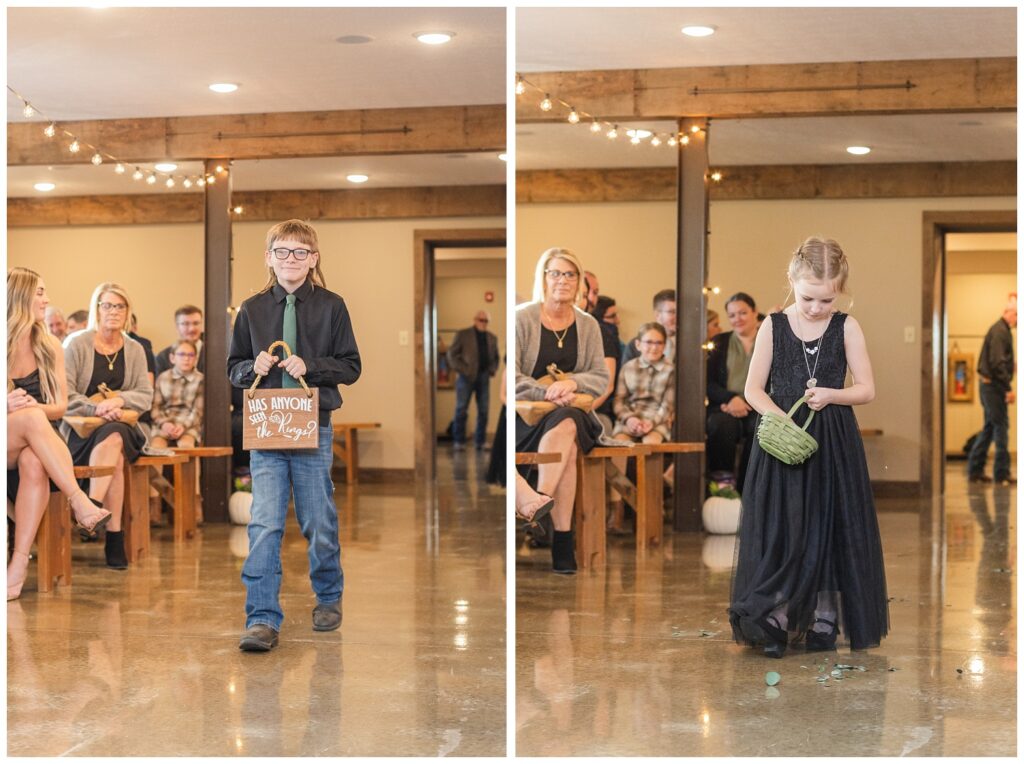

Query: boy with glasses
[
  {"left": 228, "top": 219, "right": 362, "bottom": 652},
  {"left": 150, "top": 339, "right": 203, "bottom": 449}
]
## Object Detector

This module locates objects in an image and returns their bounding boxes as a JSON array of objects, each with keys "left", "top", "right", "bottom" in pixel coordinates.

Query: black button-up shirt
[{"left": 228, "top": 280, "right": 361, "bottom": 426}]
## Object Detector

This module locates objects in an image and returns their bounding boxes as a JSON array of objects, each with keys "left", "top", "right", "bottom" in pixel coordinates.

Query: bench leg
[
  {"left": 123, "top": 462, "right": 151, "bottom": 563},
  {"left": 636, "top": 452, "right": 664, "bottom": 552},
  {"left": 346, "top": 430, "right": 359, "bottom": 484},
  {"left": 36, "top": 493, "right": 72, "bottom": 592},
  {"left": 172, "top": 459, "right": 198, "bottom": 542},
  {"left": 575, "top": 453, "right": 606, "bottom": 570}
]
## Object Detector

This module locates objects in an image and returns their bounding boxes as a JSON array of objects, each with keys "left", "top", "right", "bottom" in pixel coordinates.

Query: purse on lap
[
  {"left": 515, "top": 364, "right": 595, "bottom": 427},
  {"left": 64, "top": 383, "right": 140, "bottom": 438}
]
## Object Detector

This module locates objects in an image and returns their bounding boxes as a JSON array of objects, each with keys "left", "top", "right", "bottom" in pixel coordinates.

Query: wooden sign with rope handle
[{"left": 242, "top": 340, "right": 320, "bottom": 450}]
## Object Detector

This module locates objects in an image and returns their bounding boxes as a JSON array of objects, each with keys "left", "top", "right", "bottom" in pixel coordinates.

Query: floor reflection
[
  {"left": 516, "top": 466, "right": 1016, "bottom": 756},
  {"left": 8, "top": 447, "right": 505, "bottom": 756}
]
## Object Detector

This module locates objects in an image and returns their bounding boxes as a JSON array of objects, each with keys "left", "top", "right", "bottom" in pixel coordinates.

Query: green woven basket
[{"left": 757, "top": 396, "right": 819, "bottom": 465}]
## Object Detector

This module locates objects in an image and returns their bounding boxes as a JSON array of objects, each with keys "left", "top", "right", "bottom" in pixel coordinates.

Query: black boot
[
  {"left": 551, "top": 530, "right": 577, "bottom": 575},
  {"left": 104, "top": 530, "right": 128, "bottom": 570}
]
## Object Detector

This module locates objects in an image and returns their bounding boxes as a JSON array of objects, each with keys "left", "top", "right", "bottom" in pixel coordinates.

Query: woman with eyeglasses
[
  {"left": 61, "top": 282, "right": 154, "bottom": 569},
  {"left": 515, "top": 248, "right": 609, "bottom": 574},
  {"left": 7, "top": 268, "right": 112, "bottom": 600}
]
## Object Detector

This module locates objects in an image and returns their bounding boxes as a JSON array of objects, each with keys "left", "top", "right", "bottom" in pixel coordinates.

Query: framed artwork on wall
[{"left": 948, "top": 352, "right": 974, "bottom": 402}]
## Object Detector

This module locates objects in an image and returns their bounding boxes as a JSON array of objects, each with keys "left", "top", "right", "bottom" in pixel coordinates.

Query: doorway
[{"left": 413, "top": 228, "right": 507, "bottom": 483}]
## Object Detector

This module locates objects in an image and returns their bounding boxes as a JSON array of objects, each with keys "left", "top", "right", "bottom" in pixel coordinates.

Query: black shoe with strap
[{"left": 805, "top": 618, "right": 839, "bottom": 651}]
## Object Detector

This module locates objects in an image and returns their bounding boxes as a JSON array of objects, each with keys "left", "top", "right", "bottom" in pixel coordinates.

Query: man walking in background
[
  {"left": 447, "top": 310, "right": 499, "bottom": 451},
  {"left": 968, "top": 292, "right": 1017, "bottom": 485}
]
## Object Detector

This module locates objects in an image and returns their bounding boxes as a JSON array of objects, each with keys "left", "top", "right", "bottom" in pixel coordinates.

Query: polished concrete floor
[
  {"left": 8, "top": 447, "right": 506, "bottom": 756},
  {"left": 516, "top": 465, "right": 1016, "bottom": 756}
]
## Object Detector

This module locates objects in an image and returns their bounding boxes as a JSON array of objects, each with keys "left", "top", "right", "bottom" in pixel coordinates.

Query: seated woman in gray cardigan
[
  {"left": 62, "top": 282, "right": 153, "bottom": 569},
  {"left": 515, "top": 247, "right": 609, "bottom": 574}
]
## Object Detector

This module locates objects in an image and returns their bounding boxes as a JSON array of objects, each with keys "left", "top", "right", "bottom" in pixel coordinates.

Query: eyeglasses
[
  {"left": 174, "top": 351, "right": 197, "bottom": 358},
  {"left": 475, "top": 318, "right": 489, "bottom": 323},
  {"left": 544, "top": 269, "right": 579, "bottom": 282},
  {"left": 640, "top": 340, "right": 665, "bottom": 347},
  {"left": 98, "top": 302, "right": 127, "bottom": 312},
  {"left": 270, "top": 247, "right": 315, "bottom": 260}
]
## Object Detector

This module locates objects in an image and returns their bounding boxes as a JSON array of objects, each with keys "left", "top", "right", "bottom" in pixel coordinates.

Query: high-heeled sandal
[
  {"left": 757, "top": 615, "right": 789, "bottom": 659},
  {"left": 7, "top": 550, "right": 30, "bottom": 601},
  {"left": 805, "top": 618, "right": 838, "bottom": 651},
  {"left": 72, "top": 494, "right": 112, "bottom": 539},
  {"left": 516, "top": 494, "right": 554, "bottom": 526}
]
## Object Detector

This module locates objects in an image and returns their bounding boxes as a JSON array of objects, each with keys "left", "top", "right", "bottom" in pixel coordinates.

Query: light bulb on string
[
  {"left": 132, "top": 168, "right": 144, "bottom": 181},
  {"left": 146, "top": 173, "right": 157, "bottom": 185},
  {"left": 91, "top": 152, "right": 103, "bottom": 166},
  {"left": 690, "top": 125, "right": 701, "bottom": 133},
  {"left": 710, "top": 171, "right": 723, "bottom": 183},
  {"left": 590, "top": 120, "right": 602, "bottom": 133},
  {"left": 650, "top": 136, "right": 662, "bottom": 147},
  {"left": 206, "top": 175, "right": 215, "bottom": 185},
  {"left": 567, "top": 109, "right": 579, "bottom": 124},
  {"left": 196, "top": 177, "right": 206, "bottom": 187},
  {"left": 233, "top": 206, "right": 243, "bottom": 214},
  {"left": 165, "top": 177, "right": 175, "bottom": 188},
  {"left": 68, "top": 139, "right": 80, "bottom": 153},
  {"left": 667, "top": 136, "right": 678, "bottom": 147},
  {"left": 681, "top": 134, "right": 690, "bottom": 145},
  {"left": 114, "top": 163, "right": 126, "bottom": 175},
  {"left": 43, "top": 124, "right": 56, "bottom": 138},
  {"left": 215, "top": 165, "right": 225, "bottom": 174},
  {"left": 515, "top": 77, "right": 526, "bottom": 96},
  {"left": 606, "top": 125, "right": 618, "bottom": 139},
  {"left": 183, "top": 178, "right": 192, "bottom": 188},
  {"left": 539, "top": 94, "right": 553, "bottom": 112},
  {"left": 630, "top": 134, "right": 641, "bottom": 145},
  {"left": 22, "top": 103, "right": 35, "bottom": 118}
]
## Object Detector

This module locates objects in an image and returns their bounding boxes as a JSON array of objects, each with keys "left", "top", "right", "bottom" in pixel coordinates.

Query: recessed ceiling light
[
  {"left": 415, "top": 31, "right": 454, "bottom": 45},
  {"left": 209, "top": 83, "right": 239, "bottom": 94},
  {"left": 682, "top": 25, "right": 717, "bottom": 37},
  {"left": 626, "top": 129, "right": 652, "bottom": 139},
  {"left": 336, "top": 35, "right": 374, "bottom": 44},
  {"left": 154, "top": 162, "right": 178, "bottom": 172},
  {"left": 498, "top": 153, "right": 508, "bottom": 162},
  {"left": 346, "top": 174, "right": 369, "bottom": 184},
  {"left": 34, "top": 182, "right": 55, "bottom": 192},
  {"left": 846, "top": 146, "right": 871, "bottom": 155}
]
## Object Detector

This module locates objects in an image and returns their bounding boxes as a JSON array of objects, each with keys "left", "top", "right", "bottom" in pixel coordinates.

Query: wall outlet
[
  {"left": 398, "top": 330, "right": 409, "bottom": 346},
  {"left": 904, "top": 326, "right": 915, "bottom": 343}
]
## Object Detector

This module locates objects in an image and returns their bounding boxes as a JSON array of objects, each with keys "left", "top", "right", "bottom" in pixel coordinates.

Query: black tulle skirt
[{"left": 728, "top": 401, "right": 889, "bottom": 650}]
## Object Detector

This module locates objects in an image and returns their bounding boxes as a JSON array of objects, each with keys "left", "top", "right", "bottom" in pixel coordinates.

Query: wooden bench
[
  {"left": 122, "top": 454, "right": 188, "bottom": 562},
  {"left": 168, "top": 446, "right": 234, "bottom": 541},
  {"left": 331, "top": 423, "right": 381, "bottom": 483},
  {"left": 35, "top": 465, "right": 116, "bottom": 593},
  {"left": 636, "top": 443, "right": 704, "bottom": 551}
]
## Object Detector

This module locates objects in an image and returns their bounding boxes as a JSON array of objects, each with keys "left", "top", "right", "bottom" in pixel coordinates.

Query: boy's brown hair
[{"left": 260, "top": 219, "right": 328, "bottom": 293}]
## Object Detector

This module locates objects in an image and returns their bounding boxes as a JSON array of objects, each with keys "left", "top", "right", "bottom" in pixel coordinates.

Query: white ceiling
[
  {"left": 7, "top": 7, "right": 506, "bottom": 197},
  {"left": 516, "top": 7, "right": 1017, "bottom": 171},
  {"left": 9, "top": 154, "right": 508, "bottom": 198},
  {"left": 516, "top": 113, "right": 1017, "bottom": 170},
  {"left": 517, "top": 7, "right": 1016, "bottom": 71}
]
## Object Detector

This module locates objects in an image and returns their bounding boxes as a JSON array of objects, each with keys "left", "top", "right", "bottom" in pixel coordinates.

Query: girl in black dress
[{"left": 729, "top": 238, "right": 888, "bottom": 658}]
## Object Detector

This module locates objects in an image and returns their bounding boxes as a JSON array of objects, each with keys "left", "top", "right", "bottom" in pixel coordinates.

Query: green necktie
[{"left": 282, "top": 293, "right": 298, "bottom": 388}]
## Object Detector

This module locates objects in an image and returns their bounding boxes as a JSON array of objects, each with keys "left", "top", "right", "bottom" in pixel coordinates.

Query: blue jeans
[
  {"left": 968, "top": 382, "right": 1011, "bottom": 480},
  {"left": 242, "top": 426, "right": 342, "bottom": 630},
  {"left": 453, "top": 373, "right": 490, "bottom": 447}
]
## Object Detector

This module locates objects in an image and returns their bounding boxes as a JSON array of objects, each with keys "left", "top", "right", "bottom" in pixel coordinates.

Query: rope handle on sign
[{"left": 248, "top": 340, "right": 314, "bottom": 399}]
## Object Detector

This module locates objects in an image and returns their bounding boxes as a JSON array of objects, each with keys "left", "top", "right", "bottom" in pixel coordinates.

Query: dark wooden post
[
  {"left": 201, "top": 160, "right": 233, "bottom": 522},
  {"left": 672, "top": 119, "right": 709, "bottom": 531}
]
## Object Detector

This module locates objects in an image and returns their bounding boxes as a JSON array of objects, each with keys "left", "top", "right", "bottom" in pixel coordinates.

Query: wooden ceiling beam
[
  {"left": 7, "top": 185, "right": 506, "bottom": 227},
  {"left": 517, "top": 58, "right": 1015, "bottom": 121},
  {"left": 516, "top": 161, "right": 1015, "bottom": 203},
  {"left": 8, "top": 104, "right": 505, "bottom": 166}
]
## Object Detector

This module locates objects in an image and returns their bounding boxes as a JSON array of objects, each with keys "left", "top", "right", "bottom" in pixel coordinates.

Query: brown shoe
[
  {"left": 968, "top": 474, "right": 993, "bottom": 484},
  {"left": 239, "top": 624, "right": 279, "bottom": 651},
  {"left": 312, "top": 602, "right": 342, "bottom": 632}
]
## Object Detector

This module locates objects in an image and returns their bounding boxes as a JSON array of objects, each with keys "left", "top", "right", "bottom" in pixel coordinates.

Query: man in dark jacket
[
  {"left": 968, "top": 293, "right": 1016, "bottom": 485},
  {"left": 447, "top": 310, "right": 500, "bottom": 451}
]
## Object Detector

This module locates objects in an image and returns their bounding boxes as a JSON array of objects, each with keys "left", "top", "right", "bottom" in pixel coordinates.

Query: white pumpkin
[
  {"left": 702, "top": 495, "right": 742, "bottom": 534},
  {"left": 228, "top": 525, "right": 250, "bottom": 558},
  {"left": 228, "top": 491, "right": 253, "bottom": 525},
  {"left": 702, "top": 534, "right": 738, "bottom": 570}
]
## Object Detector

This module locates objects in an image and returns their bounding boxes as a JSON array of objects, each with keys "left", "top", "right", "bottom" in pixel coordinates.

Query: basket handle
[
  {"left": 248, "top": 340, "right": 313, "bottom": 399},
  {"left": 786, "top": 395, "right": 815, "bottom": 431}
]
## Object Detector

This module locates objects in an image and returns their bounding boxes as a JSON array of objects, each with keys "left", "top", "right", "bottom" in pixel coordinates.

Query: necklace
[
  {"left": 793, "top": 311, "right": 830, "bottom": 389},
  {"left": 102, "top": 350, "right": 120, "bottom": 371},
  {"left": 542, "top": 307, "right": 572, "bottom": 349}
]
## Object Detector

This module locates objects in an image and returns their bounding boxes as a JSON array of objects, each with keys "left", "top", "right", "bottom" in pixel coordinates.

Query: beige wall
[
  {"left": 945, "top": 259, "right": 1017, "bottom": 455},
  {"left": 517, "top": 195, "right": 1016, "bottom": 482},
  {"left": 436, "top": 262, "right": 507, "bottom": 437},
  {"left": 9, "top": 215, "right": 504, "bottom": 470}
]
